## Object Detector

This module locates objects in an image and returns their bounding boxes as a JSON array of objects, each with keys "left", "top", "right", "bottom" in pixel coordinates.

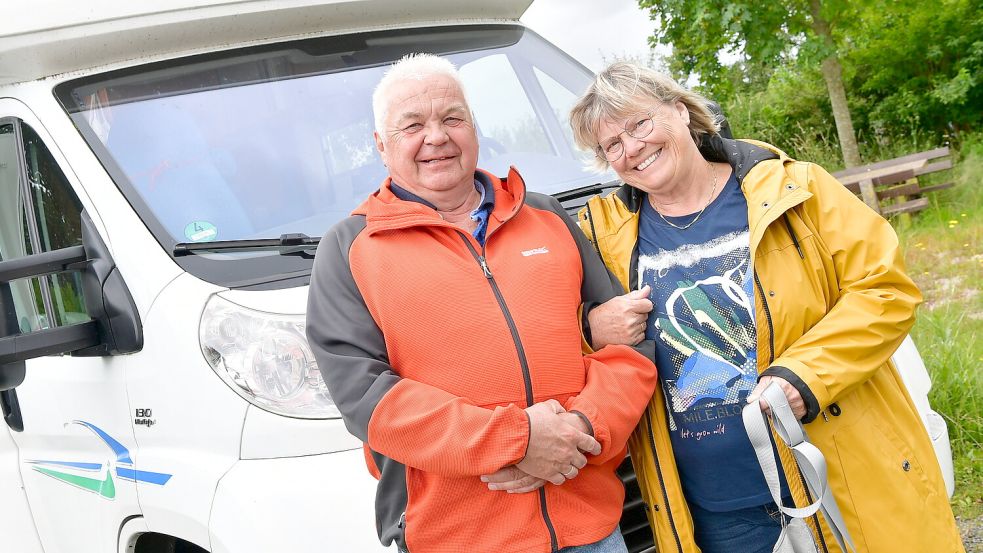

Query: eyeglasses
[{"left": 595, "top": 114, "right": 655, "bottom": 162}]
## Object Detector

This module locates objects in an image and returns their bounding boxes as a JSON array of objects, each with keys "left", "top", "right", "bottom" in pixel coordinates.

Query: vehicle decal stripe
[
  {"left": 115, "top": 467, "right": 172, "bottom": 485},
  {"left": 34, "top": 466, "right": 116, "bottom": 499},
  {"left": 26, "top": 460, "right": 103, "bottom": 471},
  {"left": 25, "top": 421, "right": 172, "bottom": 499},
  {"left": 74, "top": 420, "right": 133, "bottom": 464}
]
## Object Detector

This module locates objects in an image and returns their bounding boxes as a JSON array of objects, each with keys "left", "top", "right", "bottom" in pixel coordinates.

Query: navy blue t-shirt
[{"left": 638, "top": 172, "right": 786, "bottom": 511}]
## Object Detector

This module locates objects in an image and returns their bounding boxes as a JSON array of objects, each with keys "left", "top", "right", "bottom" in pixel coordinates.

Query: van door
[
  {"left": 0, "top": 110, "right": 140, "bottom": 553},
  {"left": 0, "top": 422, "right": 44, "bottom": 553}
]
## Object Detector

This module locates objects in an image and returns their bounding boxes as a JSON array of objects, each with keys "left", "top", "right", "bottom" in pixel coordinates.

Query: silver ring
[{"left": 562, "top": 466, "right": 576, "bottom": 478}]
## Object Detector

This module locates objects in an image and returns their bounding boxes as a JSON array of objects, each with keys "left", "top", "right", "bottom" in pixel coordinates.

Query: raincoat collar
[{"left": 612, "top": 135, "right": 780, "bottom": 212}]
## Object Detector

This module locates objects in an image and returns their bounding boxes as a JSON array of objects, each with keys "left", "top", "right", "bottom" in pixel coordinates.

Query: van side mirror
[
  {"left": 0, "top": 211, "right": 142, "bottom": 392},
  {"left": 74, "top": 212, "right": 143, "bottom": 357}
]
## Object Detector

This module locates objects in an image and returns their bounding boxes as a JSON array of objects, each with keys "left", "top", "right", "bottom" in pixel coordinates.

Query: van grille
[{"left": 618, "top": 456, "right": 656, "bottom": 553}]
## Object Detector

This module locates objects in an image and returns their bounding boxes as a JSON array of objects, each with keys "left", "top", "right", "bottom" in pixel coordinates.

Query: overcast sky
[{"left": 521, "top": 0, "right": 660, "bottom": 71}]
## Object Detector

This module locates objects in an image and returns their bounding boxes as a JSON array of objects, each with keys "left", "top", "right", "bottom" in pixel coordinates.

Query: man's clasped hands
[{"left": 480, "top": 399, "right": 600, "bottom": 494}]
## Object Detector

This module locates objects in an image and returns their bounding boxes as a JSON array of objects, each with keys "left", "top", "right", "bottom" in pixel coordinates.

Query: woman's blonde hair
[{"left": 570, "top": 62, "right": 720, "bottom": 170}]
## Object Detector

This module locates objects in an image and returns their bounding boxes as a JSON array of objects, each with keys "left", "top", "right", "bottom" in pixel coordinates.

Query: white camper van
[{"left": 0, "top": 2, "right": 953, "bottom": 552}]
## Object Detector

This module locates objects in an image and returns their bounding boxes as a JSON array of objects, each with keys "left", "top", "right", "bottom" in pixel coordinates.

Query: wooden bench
[{"left": 831, "top": 147, "right": 954, "bottom": 217}]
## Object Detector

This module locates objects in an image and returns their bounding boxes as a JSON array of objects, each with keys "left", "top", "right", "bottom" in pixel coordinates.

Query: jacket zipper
[
  {"left": 754, "top": 270, "right": 829, "bottom": 553},
  {"left": 458, "top": 233, "right": 559, "bottom": 552},
  {"left": 644, "top": 410, "right": 683, "bottom": 553}
]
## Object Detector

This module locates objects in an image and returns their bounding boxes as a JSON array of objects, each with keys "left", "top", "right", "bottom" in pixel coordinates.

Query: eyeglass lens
[{"left": 599, "top": 115, "right": 655, "bottom": 161}]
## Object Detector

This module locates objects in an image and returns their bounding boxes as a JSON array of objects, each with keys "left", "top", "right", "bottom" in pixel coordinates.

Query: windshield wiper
[
  {"left": 553, "top": 179, "right": 623, "bottom": 218},
  {"left": 551, "top": 179, "right": 622, "bottom": 203},
  {"left": 173, "top": 233, "right": 320, "bottom": 258}
]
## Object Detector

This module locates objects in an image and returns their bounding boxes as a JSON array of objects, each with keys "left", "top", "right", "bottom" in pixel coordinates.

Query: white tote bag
[{"left": 742, "top": 383, "right": 857, "bottom": 553}]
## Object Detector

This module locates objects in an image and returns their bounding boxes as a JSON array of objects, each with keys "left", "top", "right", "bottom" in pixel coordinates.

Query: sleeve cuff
[
  {"left": 570, "top": 410, "right": 595, "bottom": 438},
  {"left": 760, "top": 365, "right": 821, "bottom": 423},
  {"left": 564, "top": 397, "right": 610, "bottom": 452},
  {"left": 581, "top": 301, "right": 600, "bottom": 349},
  {"left": 517, "top": 410, "right": 532, "bottom": 464}
]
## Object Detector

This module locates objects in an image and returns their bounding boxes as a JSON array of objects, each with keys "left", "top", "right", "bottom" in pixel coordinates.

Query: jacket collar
[
  {"left": 612, "top": 136, "right": 780, "bottom": 213},
  {"left": 591, "top": 137, "right": 814, "bottom": 256},
  {"left": 354, "top": 167, "right": 526, "bottom": 236}
]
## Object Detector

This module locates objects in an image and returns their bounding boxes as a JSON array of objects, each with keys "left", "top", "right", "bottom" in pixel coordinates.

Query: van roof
[{"left": 0, "top": 0, "right": 532, "bottom": 86}]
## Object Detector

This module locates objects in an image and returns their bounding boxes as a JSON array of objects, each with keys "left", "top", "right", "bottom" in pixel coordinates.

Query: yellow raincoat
[{"left": 578, "top": 137, "right": 963, "bottom": 552}]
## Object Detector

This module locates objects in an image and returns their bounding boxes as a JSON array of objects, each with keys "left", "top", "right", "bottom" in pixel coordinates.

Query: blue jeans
[
  {"left": 558, "top": 527, "right": 628, "bottom": 553},
  {"left": 689, "top": 501, "right": 785, "bottom": 553}
]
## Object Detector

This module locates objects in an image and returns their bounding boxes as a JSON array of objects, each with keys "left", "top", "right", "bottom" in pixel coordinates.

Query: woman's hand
[
  {"left": 587, "top": 285, "right": 654, "bottom": 349},
  {"left": 748, "top": 376, "right": 806, "bottom": 420}
]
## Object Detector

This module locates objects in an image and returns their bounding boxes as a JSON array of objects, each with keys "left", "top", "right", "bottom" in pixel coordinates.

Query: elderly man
[{"left": 305, "top": 53, "right": 657, "bottom": 553}]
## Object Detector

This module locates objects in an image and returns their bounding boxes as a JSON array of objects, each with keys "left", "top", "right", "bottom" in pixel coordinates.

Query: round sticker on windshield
[{"left": 184, "top": 221, "right": 217, "bottom": 242}]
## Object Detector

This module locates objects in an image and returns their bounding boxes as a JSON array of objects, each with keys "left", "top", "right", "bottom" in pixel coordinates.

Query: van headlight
[{"left": 199, "top": 295, "right": 340, "bottom": 419}]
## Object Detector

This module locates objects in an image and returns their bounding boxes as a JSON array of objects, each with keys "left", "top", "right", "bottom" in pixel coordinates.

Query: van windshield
[{"left": 57, "top": 25, "right": 615, "bottom": 288}]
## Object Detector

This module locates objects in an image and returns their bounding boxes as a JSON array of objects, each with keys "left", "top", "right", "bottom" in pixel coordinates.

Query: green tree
[
  {"left": 639, "top": 0, "right": 865, "bottom": 166},
  {"left": 847, "top": 0, "right": 983, "bottom": 138}
]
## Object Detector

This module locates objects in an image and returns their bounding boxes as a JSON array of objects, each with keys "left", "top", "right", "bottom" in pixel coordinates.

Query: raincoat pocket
[{"left": 830, "top": 406, "right": 932, "bottom": 549}]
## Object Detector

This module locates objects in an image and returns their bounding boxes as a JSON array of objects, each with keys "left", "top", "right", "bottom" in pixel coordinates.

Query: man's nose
[{"left": 424, "top": 121, "right": 449, "bottom": 146}]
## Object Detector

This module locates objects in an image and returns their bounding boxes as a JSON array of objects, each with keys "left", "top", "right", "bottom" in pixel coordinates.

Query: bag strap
[{"left": 742, "top": 383, "right": 857, "bottom": 553}]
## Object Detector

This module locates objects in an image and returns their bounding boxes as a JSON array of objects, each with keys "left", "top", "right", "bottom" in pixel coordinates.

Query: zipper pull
[
  {"left": 822, "top": 411, "right": 829, "bottom": 422},
  {"left": 478, "top": 256, "right": 493, "bottom": 278}
]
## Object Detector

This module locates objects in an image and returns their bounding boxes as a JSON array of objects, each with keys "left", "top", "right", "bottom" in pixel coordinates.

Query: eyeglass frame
[{"left": 594, "top": 112, "right": 657, "bottom": 162}]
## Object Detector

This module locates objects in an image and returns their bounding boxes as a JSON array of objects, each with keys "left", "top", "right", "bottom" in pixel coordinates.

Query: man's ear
[{"left": 374, "top": 131, "right": 387, "bottom": 166}]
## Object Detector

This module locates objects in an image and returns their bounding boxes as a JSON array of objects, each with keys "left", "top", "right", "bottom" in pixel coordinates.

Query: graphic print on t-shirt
[
  {"left": 639, "top": 229, "right": 757, "bottom": 433},
  {"left": 638, "top": 172, "right": 780, "bottom": 510}
]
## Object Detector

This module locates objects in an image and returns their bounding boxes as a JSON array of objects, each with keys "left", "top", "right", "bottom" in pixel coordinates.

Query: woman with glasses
[{"left": 569, "top": 62, "right": 961, "bottom": 553}]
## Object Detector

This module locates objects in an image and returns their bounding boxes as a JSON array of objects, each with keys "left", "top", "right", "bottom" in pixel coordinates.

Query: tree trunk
[
  {"left": 820, "top": 55, "right": 862, "bottom": 168},
  {"left": 809, "top": 0, "right": 862, "bottom": 168}
]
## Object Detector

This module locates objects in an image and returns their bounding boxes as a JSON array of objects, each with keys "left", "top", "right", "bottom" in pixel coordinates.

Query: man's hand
[
  {"left": 481, "top": 411, "right": 594, "bottom": 492},
  {"left": 748, "top": 376, "right": 806, "bottom": 420},
  {"left": 514, "top": 400, "right": 599, "bottom": 485},
  {"left": 481, "top": 466, "right": 546, "bottom": 493},
  {"left": 587, "top": 285, "right": 653, "bottom": 349}
]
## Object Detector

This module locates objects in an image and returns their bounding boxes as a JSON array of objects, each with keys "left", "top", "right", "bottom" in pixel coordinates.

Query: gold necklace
[{"left": 650, "top": 162, "right": 718, "bottom": 231}]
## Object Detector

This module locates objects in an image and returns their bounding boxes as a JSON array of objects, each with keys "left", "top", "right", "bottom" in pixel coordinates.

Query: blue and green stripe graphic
[{"left": 26, "top": 421, "right": 172, "bottom": 499}]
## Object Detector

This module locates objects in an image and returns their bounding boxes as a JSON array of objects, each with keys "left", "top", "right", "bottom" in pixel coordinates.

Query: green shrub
[{"left": 894, "top": 140, "right": 982, "bottom": 517}]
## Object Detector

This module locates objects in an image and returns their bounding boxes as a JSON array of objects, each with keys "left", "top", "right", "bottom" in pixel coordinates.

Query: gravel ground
[{"left": 959, "top": 516, "right": 983, "bottom": 552}]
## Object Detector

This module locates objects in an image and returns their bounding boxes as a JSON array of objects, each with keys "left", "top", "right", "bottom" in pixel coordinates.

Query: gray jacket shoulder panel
[{"left": 306, "top": 215, "right": 399, "bottom": 442}]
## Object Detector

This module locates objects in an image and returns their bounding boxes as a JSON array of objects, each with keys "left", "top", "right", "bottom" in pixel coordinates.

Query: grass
[{"left": 892, "top": 141, "right": 983, "bottom": 519}]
